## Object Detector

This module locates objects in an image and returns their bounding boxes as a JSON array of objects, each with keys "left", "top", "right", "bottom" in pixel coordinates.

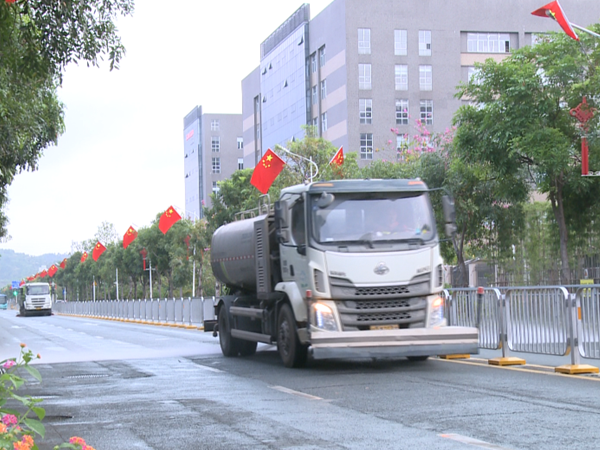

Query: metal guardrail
[
  {"left": 445, "top": 285, "right": 600, "bottom": 370},
  {"left": 53, "top": 297, "right": 216, "bottom": 328}
]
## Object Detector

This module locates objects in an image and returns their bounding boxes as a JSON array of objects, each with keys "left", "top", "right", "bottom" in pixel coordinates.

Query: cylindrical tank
[{"left": 211, "top": 215, "right": 266, "bottom": 291}]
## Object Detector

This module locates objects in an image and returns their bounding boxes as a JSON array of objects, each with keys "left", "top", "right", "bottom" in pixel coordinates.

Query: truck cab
[{"left": 19, "top": 282, "right": 52, "bottom": 316}]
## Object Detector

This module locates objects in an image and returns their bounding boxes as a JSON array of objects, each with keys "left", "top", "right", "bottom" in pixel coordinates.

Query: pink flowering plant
[{"left": 0, "top": 344, "right": 95, "bottom": 450}]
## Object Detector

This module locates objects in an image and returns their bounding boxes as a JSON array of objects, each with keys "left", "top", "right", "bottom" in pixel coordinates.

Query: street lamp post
[{"left": 276, "top": 145, "right": 319, "bottom": 182}]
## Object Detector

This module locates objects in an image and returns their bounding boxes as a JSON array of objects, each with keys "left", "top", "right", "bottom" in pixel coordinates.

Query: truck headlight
[
  {"left": 428, "top": 297, "right": 445, "bottom": 326},
  {"left": 313, "top": 303, "right": 338, "bottom": 331}
]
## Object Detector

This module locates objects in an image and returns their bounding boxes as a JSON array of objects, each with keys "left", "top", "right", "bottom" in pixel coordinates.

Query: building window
[
  {"left": 359, "top": 99, "right": 372, "bottom": 124},
  {"left": 312, "top": 86, "right": 318, "bottom": 104},
  {"left": 321, "top": 112, "right": 328, "bottom": 132},
  {"left": 359, "top": 64, "right": 371, "bottom": 90},
  {"left": 419, "top": 65, "right": 432, "bottom": 91},
  {"left": 312, "top": 117, "right": 318, "bottom": 127},
  {"left": 395, "top": 65, "right": 408, "bottom": 91},
  {"left": 397, "top": 134, "right": 409, "bottom": 151},
  {"left": 395, "top": 99, "right": 409, "bottom": 125},
  {"left": 237, "top": 158, "right": 244, "bottom": 170},
  {"left": 311, "top": 53, "right": 317, "bottom": 73},
  {"left": 319, "top": 46, "right": 326, "bottom": 67},
  {"left": 212, "top": 157, "right": 221, "bottom": 173},
  {"left": 212, "top": 181, "right": 220, "bottom": 194},
  {"left": 320, "top": 79, "right": 327, "bottom": 99},
  {"left": 419, "top": 30, "right": 432, "bottom": 56},
  {"left": 210, "top": 120, "right": 219, "bottom": 131},
  {"left": 211, "top": 136, "right": 220, "bottom": 152},
  {"left": 358, "top": 28, "right": 371, "bottom": 54},
  {"left": 360, "top": 133, "right": 373, "bottom": 160},
  {"left": 394, "top": 29, "right": 407, "bottom": 56},
  {"left": 237, "top": 137, "right": 243, "bottom": 149},
  {"left": 420, "top": 100, "right": 433, "bottom": 125},
  {"left": 467, "top": 67, "right": 481, "bottom": 84},
  {"left": 467, "top": 33, "right": 511, "bottom": 53}
]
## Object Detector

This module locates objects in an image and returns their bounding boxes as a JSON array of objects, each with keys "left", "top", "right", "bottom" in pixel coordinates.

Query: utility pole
[
  {"left": 115, "top": 268, "right": 119, "bottom": 300},
  {"left": 146, "top": 259, "right": 153, "bottom": 299}
]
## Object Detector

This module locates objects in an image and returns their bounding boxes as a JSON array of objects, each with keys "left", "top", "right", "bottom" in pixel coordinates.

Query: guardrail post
[
  {"left": 556, "top": 291, "right": 599, "bottom": 374},
  {"left": 489, "top": 290, "right": 525, "bottom": 366}
]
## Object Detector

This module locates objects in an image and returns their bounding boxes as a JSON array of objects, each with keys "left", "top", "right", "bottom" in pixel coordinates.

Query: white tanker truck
[{"left": 211, "top": 178, "right": 478, "bottom": 367}]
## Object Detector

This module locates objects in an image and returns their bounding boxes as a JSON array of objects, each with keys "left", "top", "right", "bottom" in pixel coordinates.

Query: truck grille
[
  {"left": 337, "top": 297, "right": 427, "bottom": 330},
  {"left": 30, "top": 297, "right": 47, "bottom": 307}
]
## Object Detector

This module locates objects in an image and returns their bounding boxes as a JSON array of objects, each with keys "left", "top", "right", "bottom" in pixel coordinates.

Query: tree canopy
[
  {"left": 453, "top": 27, "right": 600, "bottom": 279},
  {"left": 0, "top": 0, "right": 134, "bottom": 240}
]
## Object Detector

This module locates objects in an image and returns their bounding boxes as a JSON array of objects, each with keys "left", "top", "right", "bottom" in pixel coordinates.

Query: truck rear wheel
[
  {"left": 277, "top": 304, "right": 308, "bottom": 368},
  {"left": 218, "top": 306, "right": 240, "bottom": 357}
]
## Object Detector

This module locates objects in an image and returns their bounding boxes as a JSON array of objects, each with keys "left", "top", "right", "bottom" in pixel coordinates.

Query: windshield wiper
[{"left": 357, "top": 232, "right": 375, "bottom": 249}]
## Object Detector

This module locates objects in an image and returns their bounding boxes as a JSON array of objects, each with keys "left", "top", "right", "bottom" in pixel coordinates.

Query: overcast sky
[{"left": 0, "top": 0, "right": 333, "bottom": 257}]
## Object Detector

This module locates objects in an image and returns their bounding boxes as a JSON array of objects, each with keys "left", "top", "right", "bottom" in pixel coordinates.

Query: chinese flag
[
  {"left": 92, "top": 242, "right": 106, "bottom": 261},
  {"left": 532, "top": 1, "right": 578, "bottom": 41},
  {"left": 40, "top": 270, "right": 48, "bottom": 278},
  {"left": 48, "top": 265, "right": 58, "bottom": 278},
  {"left": 59, "top": 258, "right": 67, "bottom": 269},
  {"left": 19, "top": 280, "right": 25, "bottom": 287},
  {"left": 81, "top": 252, "right": 88, "bottom": 263},
  {"left": 250, "top": 148, "right": 286, "bottom": 194},
  {"left": 329, "top": 146, "right": 344, "bottom": 167},
  {"left": 123, "top": 226, "right": 138, "bottom": 249},
  {"left": 159, "top": 206, "right": 181, "bottom": 234}
]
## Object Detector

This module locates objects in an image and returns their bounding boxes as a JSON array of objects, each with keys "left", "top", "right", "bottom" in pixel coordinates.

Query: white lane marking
[
  {"left": 195, "top": 364, "right": 223, "bottom": 373},
  {"left": 270, "top": 385, "right": 323, "bottom": 400},
  {"left": 440, "top": 433, "right": 513, "bottom": 449}
]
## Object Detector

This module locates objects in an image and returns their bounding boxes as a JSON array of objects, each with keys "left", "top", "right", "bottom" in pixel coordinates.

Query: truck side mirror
[
  {"left": 274, "top": 201, "right": 290, "bottom": 243},
  {"left": 442, "top": 195, "right": 457, "bottom": 237}
]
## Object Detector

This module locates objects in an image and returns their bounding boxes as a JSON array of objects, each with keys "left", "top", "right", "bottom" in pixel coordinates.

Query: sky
[{"left": 0, "top": 0, "right": 334, "bottom": 257}]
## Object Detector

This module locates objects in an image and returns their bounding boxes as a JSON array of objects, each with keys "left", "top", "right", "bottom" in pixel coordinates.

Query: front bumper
[{"left": 309, "top": 326, "right": 478, "bottom": 360}]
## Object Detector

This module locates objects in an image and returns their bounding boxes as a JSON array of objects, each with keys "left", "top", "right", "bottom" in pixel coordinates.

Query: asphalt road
[{"left": 2, "top": 310, "right": 600, "bottom": 450}]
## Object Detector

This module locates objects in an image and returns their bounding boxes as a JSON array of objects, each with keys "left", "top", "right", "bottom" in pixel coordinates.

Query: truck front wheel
[
  {"left": 277, "top": 304, "right": 308, "bottom": 368},
  {"left": 218, "top": 306, "right": 240, "bottom": 357}
]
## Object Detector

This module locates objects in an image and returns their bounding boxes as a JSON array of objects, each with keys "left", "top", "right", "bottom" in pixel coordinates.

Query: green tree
[
  {"left": 0, "top": 0, "right": 134, "bottom": 239},
  {"left": 453, "top": 28, "right": 600, "bottom": 281}
]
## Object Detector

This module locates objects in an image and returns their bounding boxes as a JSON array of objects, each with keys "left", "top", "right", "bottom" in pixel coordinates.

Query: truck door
[{"left": 280, "top": 196, "right": 310, "bottom": 293}]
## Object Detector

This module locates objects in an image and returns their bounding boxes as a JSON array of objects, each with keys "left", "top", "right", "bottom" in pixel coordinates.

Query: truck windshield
[
  {"left": 311, "top": 192, "right": 436, "bottom": 246},
  {"left": 27, "top": 285, "right": 50, "bottom": 295}
]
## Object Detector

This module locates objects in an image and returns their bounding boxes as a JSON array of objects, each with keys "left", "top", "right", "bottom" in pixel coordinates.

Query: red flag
[
  {"left": 531, "top": 1, "right": 578, "bottom": 41},
  {"left": 159, "top": 206, "right": 181, "bottom": 234},
  {"left": 92, "top": 242, "right": 106, "bottom": 261},
  {"left": 59, "top": 258, "right": 67, "bottom": 269},
  {"left": 19, "top": 280, "right": 25, "bottom": 287},
  {"left": 48, "top": 265, "right": 58, "bottom": 278},
  {"left": 123, "top": 226, "right": 138, "bottom": 249},
  {"left": 329, "top": 146, "right": 344, "bottom": 167},
  {"left": 81, "top": 252, "right": 88, "bottom": 263},
  {"left": 250, "top": 148, "right": 286, "bottom": 194},
  {"left": 140, "top": 248, "right": 148, "bottom": 270},
  {"left": 40, "top": 270, "right": 48, "bottom": 278}
]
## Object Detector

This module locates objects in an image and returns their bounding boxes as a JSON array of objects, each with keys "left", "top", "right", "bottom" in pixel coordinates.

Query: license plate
[
  {"left": 36, "top": 307, "right": 42, "bottom": 309},
  {"left": 370, "top": 324, "right": 399, "bottom": 330}
]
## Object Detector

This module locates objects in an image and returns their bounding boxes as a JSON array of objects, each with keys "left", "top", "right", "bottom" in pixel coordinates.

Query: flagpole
[
  {"left": 571, "top": 23, "right": 600, "bottom": 39},
  {"left": 276, "top": 145, "right": 319, "bottom": 182}
]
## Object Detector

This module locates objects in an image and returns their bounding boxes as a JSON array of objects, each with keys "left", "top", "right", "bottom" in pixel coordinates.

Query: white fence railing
[{"left": 53, "top": 297, "right": 216, "bottom": 328}]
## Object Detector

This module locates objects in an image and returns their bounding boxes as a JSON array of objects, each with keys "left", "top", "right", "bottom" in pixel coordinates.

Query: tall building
[
  {"left": 242, "top": 0, "right": 600, "bottom": 168},
  {"left": 183, "top": 106, "right": 243, "bottom": 219}
]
